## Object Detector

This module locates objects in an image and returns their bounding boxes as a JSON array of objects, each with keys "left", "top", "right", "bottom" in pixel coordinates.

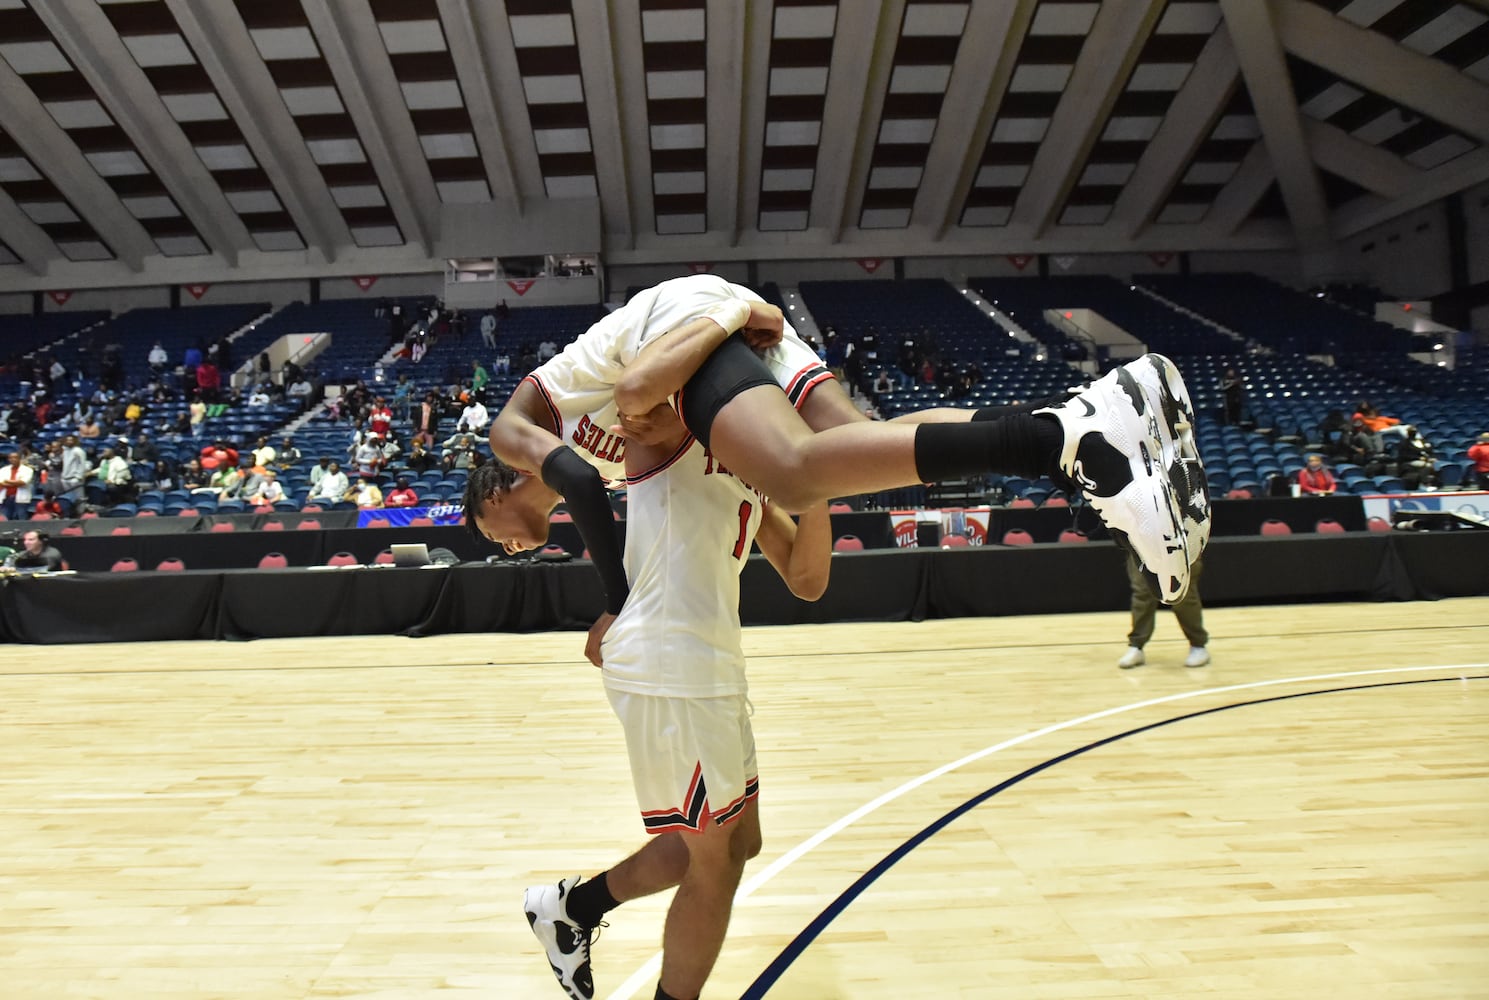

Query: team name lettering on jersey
[
  {"left": 703, "top": 448, "right": 764, "bottom": 500},
  {"left": 571, "top": 414, "right": 626, "bottom": 465}
]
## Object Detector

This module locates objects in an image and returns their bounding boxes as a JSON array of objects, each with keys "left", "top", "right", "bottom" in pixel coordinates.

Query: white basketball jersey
[
  {"left": 525, "top": 274, "right": 831, "bottom": 489},
  {"left": 601, "top": 437, "right": 764, "bottom": 698}
]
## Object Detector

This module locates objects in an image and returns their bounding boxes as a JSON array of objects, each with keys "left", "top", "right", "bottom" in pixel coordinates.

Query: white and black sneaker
[
  {"left": 524, "top": 876, "right": 596, "bottom": 1000},
  {"left": 1037, "top": 354, "right": 1209, "bottom": 603}
]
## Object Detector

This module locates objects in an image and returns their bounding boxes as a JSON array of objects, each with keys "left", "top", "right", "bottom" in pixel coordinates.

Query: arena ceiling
[{"left": 0, "top": 0, "right": 1487, "bottom": 285}]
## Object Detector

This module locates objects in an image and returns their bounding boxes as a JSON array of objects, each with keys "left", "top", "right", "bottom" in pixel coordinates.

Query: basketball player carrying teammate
[
  {"left": 464, "top": 274, "right": 1209, "bottom": 613},
  {"left": 520, "top": 402, "right": 832, "bottom": 1000}
]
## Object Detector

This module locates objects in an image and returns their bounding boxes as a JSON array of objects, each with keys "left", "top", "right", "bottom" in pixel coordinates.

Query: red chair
[
  {"left": 1001, "top": 529, "right": 1035, "bottom": 545},
  {"left": 1042, "top": 496, "right": 1070, "bottom": 508},
  {"left": 1260, "top": 519, "right": 1292, "bottom": 536},
  {"left": 1226, "top": 488, "right": 1253, "bottom": 499},
  {"left": 409, "top": 516, "right": 435, "bottom": 527},
  {"left": 110, "top": 525, "right": 132, "bottom": 536},
  {"left": 262, "top": 520, "right": 285, "bottom": 531},
  {"left": 29, "top": 512, "right": 55, "bottom": 520},
  {"left": 326, "top": 552, "right": 359, "bottom": 567},
  {"left": 210, "top": 521, "right": 235, "bottom": 533},
  {"left": 549, "top": 511, "right": 573, "bottom": 523},
  {"left": 80, "top": 510, "right": 99, "bottom": 519},
  {"left": 940, "top": 534, "right": 969, "bottom": 548},
  {"left": 1009, "top": 497, "right": 1036, "bottom": 509},
  {"left": 1367, "top": 516, "right": 1392, "bottom": 534},
  {"left": 1316, "top": 518, "right": 1346, "bottom": 534},
  {"left": 257, "top": 552, "right": 289, "bottom": 569},
  {"left": 61, "top": 525, "right": 84, "bottom": 536},
  {"left": 110, "top": 558, "right": 139, "bottom": 572},
  {"left": 365, "top": 517, "right": 390, "bottom": 528},
  {"left": 136, "top": 509, "right": 157, "bottom": 517},
  {"left": 832, "top": 534, "right": 865, "bottom": 552},
  {"left": 1058, "top": 529, "right": 1089, "bottom": 543},
  {"left": 176, "top": 507, "right": 199, "bottom": 516},
  {"left": 156, "top": 558, "right": 186, "bottom": 571},
  {"left": 373, "top": 549, "right": 396, "bottom": 565},
  {"left": 296, "top": 519, "right": 322, "bottom": 530},
  {"left": 300, "top": 504, "right": 324, "bottom": 512},
  {"left": 828, "top": 501, "right": 853, "bottom": 513}
]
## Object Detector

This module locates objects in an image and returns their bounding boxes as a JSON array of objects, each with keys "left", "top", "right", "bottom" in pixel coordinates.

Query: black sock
[
  {"left": 970, "top": 391, "right": 1072, "bottom": 421},
  {"left": 565, "top": 871, "right": 620, "bottom": 929},
  {"left": 913, "top": 413, "right": 1063, "bottom": 482},
  {"left": 655, "top": 987, "right": 693, "bottom": 1000}
]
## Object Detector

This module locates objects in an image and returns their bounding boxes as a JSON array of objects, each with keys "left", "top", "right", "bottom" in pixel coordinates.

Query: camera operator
[{"left": 9, "top": 528, "right": 63, "bottom": 572}]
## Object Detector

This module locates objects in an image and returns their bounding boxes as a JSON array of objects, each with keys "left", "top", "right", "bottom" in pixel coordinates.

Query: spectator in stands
[
  {"left": 207, "top": 462, "right": 243, "bottom": 499},
  {"left": 148, "top": 341, "right": 168, "bottom": 374},
  {"left": 149, "top": 459, "right": 176, "bottom": 491},
  {"left": 78, "top": 414, "right": 103, "bottom": 440},
  {"left": 538, "top": 337, "right": 558, "bottom": 363},
  {"left": 440, "top": 432, "right": 478, "bottom": 474},
  {"left": 179, "top": 458, "right": 205, "bottom": 491},
  {"left": 247, "top": 468, "right": 284, "bottom": 509},
  {"left": 310, "top": 461, "right": 349, "bottom": 504},
  {"left": 276, "top": 436, "right": 301, "bottom": 471},
  {"left": 494, "top": 350, "right": 511, "bottom": 375},
  {"left": 257, "top": 352, "right": 272, "bottom": 381},
  {"left": 247, "top": 384, "right": 272, "bottom": 408},
  {"left": 385, "top": 474, "right": 419, "bottom": 508},
  {"left": 369, "top": 397, "right": 393, "bottom": 438},
  {"left": 496, "top": 298, "right": 510, "bottom": 321},
  {"left": 472, "top": 360, "right": 490, "bottom": 395},
  {"left": 1297, "top": 454, "right": 1336, "bottom": 496},
  {"left": 480, "top": 310, "right": 498, "bottom": 349},
  {"left": 872, "top": 369, "right": 894, "bottom": 396},
  {"left": 1117, "top": 551, "right": 1209, "bottom": 669},
  {"left": 238, "top": 463, "right": 268, "bottom": 502},
  {"left": 458, "top": 396, "right": 490, "bottom": 433},
  {"left": 377, "top": 434, "right": 402, "bottom": 468},
  {"left": 413, "top": 391, "right": 441, "bottom": 447},
  {"left": 1396, "top": 426, "right": 1436, "bottom": 490},
  {"left": 403, "top": 439, "right": 435, "bottom": 475},
  {"left": 70, "top": 398, "right": 94, "bottom": 429},
  {"left": 308, "top": 456, "right": 331, "bottom": 490},
  {"left": 353, "top": 435, "right": 384, "bottom": 480},
  {"left": 247, "top": 436, "right": 274, "bottom": 469},
  {"left": 200, "top": 439, "right": 240, "bottom": 473},
  {"left": 90, "top": 445, "right": 133, "bottom": 506},
  {"left": 1220, "top": 368, "right": 1244, "bottom": 426},
  {"left": 1, "top": 451, "right": 34, "bottom": 521},
  {"left": 59, "top": 435, "right": 87, "bottom": 512},
  {"left": 288, "top": 374, "right": 313, "bottom": 400},
  {"left": 518, "top": 342, "right": 538, "bottom": 374},
  {"left": 10, "top": 529, "right": 63, "bottom": 572},
  {"left": 349, "top": 476, "right": 383, "bottom": 509},
  {"left": 32, "top": 491, "right": 65, "bottom": 519},
  {"left": 1353, "top": 401, "right": 1404, "bottom": 440},
  {"left": 189, "top": 392, "right": 207, "bottom": 438},
  {"left": 196, "top": 358, "right": 221, "bottom": 403},
  {"left": 392, "top": 376, "right": 413, "bottom": 421},
  {"left": 1469, "top": 432, "right": 1489, "bottom": 491}
]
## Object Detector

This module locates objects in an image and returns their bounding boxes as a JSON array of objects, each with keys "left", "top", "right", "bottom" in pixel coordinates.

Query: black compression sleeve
[{"left": 540, "top": 446, "right": 629, "bottom": 615}]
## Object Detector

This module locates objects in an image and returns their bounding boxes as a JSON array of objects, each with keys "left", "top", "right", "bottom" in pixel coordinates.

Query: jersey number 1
[{"left": 731, "top": 500, "right": 754, "bottom": 559}]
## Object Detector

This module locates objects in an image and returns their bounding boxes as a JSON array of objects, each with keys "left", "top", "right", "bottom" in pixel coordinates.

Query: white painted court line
[{"left": 604, "top": 662, "right": 1489, "bottom": 1000}]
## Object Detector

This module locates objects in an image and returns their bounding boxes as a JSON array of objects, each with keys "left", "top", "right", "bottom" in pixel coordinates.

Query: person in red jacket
[
  {"left": 1297, "top": 453, "right": 1336, "bottom": 496},
  {"left": 1468, "top": 432, "right": 1489, "bottom": 490},
  {"left": 199, "top": 439, "right": 240, "bottom": 472},
  {"left": 384, "top": 474, "right": 420, "bottom": 508},
  {"left": 196, "top": 360, "right": 221, "bottom": 402}
]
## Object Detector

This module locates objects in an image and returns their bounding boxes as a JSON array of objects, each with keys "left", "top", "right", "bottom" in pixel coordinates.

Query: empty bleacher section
[
  {"left": 244, "top": 297, "right": 431, "bottom": 386},
  {"left": 973, "top": 275, "right": 1236, "bottom": 358},
  {"left": 0, "top": 311, "right": 111, "bottom": 368},
  {"left": 1137, "top": 272, "right": 1429, "bottom": 355},
  {"left": 103, "top": 302, "right": 273, "bottom": 387}
]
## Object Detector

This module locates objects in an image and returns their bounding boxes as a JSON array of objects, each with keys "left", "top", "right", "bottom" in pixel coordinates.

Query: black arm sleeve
[{"left": 540, "top": 446, "right": 629, "bottom": 615}]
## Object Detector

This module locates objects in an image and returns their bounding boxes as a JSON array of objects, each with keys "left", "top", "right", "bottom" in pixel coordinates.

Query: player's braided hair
[{"left": 461, "top": 459, "right": 520, "bottom": 540}]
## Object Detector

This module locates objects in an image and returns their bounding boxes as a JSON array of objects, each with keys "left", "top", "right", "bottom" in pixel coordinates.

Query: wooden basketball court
[{"left": 3, "top": 598, "right": 1486, "bottom": 999}]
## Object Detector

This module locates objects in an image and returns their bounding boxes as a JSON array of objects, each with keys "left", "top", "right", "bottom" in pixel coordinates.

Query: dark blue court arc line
[{"left": 740, "top": 673, "right": 1488, "bottom": 998}]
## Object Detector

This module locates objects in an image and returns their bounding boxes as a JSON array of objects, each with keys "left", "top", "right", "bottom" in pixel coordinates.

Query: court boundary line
[{"left": 604, "top": 662, "right": 1489, "bottom": 1000}]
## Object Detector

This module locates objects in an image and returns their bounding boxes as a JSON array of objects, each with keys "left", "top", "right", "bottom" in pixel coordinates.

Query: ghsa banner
[{"left": 360, "top": 503, "right": 464, "bottom": 528}]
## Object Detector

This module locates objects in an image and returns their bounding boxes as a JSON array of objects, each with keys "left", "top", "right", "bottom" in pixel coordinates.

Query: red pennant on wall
[
  {"left": 686, "top": 262, "right": 712, "bottom": 273},
  {"left": 353, "top": 275, "right": 378, "bottom": 291},
  {"left": 1149, "top": 252, "right": 1174, "bottom": 268},
  {"left": 1006, "top": 254, "right": 1033, "bottom": 271},
  {"left": 856, "top": 258, "right": 883, "bottom": 274},
  {"left": 184, "top": 283, "right": 210, "bottom": 300},
  {"left": 507, "top": 279, "right": 536, "bottom": 296},
  {"left": 47, "top": 290, "right": 72, "bottom": 305}
]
